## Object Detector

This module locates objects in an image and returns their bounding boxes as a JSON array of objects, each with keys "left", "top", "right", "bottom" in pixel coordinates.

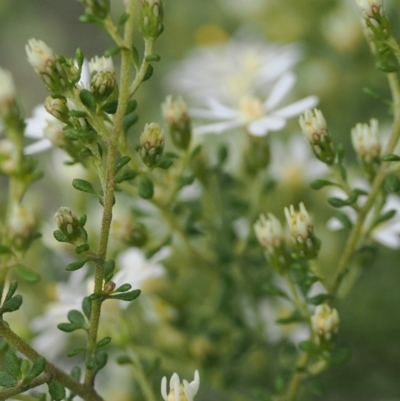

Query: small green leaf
[
  {"left": 68, "top": 110, "right": 88, "bottom": 118},
  {"left": 79, "top": 214, "right": 87, "bottom": 226},
  {"left": 6, "top": 351, "right": 21, "bottom": 380},
  {"left": 131, "top": 45, "right": 140, "bottom": 69},
  {"left": 29, "top": 357, "right": 46, "bottom": 379},
  {"left": 16, "top": 265, "right": 40, "bottom": 284},
  {"left": 2, "top": 295, "right": 23, "bottom": 314},
  {"left": 337, "top": 143, "right": 345, "bottom": 164},
  {"left": 262, "top": 284, "right": 288, "bottom": 298},
  {"left": 53, "top": 230, "right": 69, "bottom": 243},
  {"left": 104, "top": 259, "right": 115, "bottom": 282},
  {"left": 4, "top": 281, "right": 18, "bottom": 303},
  {"left": 299, "top": 340, "right": 321, "bottom": 355},
  {"left": 75, "top": 244, "right": 89, "bottom": 254},
  {"left": 57, "top": 322, "right": 82, "bottom": 333},
  {"left": 64, "top": 127, "right": 96, "bottom": 140},
  {"left": 117, "top": 12, "right": 130, "bottom": 26},
  {"left": 79, "top": 89, "right": 96, "bottom": 112},
  {"left": 48, "top": 380, "right": 66, "bottom": 401},
  {"left": 68, "top": 310, "right": 86, "bottom": 327},
  {"left": 125, "top": 99, "right": 137, "bottom": 115},
  {"left": 310, "top": 179, "right": 336, "bottom": 190},
  {"left": 372, "top": 209, "right": 396, "bottom": 228},
  {"left": 82, "top": 297, "right": 92, "bottom": 320},
  {"left": 96, "top": 337, "right": 111, "bottom": 348},
  {"left": 0, "top": 371, "right": 17, "bottom": 388},
  {"left": 65, "top": 258, "right": 90, "bottom": 271},
  {"left": 333, "top": 212, "right": 353, "bottom": 229},
  {"left": 70, "top": 366, "right": 82, "bottom": 381},
  {"left": 94, "top": 351, "right": 108, "bottom": 372},
  {"left": 138, "top": 177, "right": 154, "bottom": 199},
  {"left": 116, "top": 355, "right": 132, "bottom": 365},
  {"left": 275, "top": 310, "right": 304, "bottom": 325},
  {"left": 72, "top": 179, "right": 97, "bottom": 195},
  {"left": 384, "top": 174, "right": 400, "bottom": 193},
  {"left": 109, "top": 289, "right": 141, "bottom": 302},
  {"left": 116, "top": 156, "right": 131, "bottom": 172},
  {"left": 114, "top": 168, "right": 139, "bottom": 183},
  {"left": 327, "top": 197, "right": 347, "bottom": 208},
  {"left": 67, "top": 348, "right": 87, "bottom": 357},
  {"left": 104, "top": 46, "right": 122, "bottom": 57},
  {"left": 114, "top": 283, "right": 132, "bottom": 293},
  {"left": 381, "top": 153, "right": 400, "bottom": 162},
  {"left": 101, "top": 100, "right": 118, "bottom": 114},
  {"left": 123, "top": 113, "right": 139, "bottom": 132},
  {"left": 142, "top": 65, "right": 154, "bottom": 82},
  {"left": 156, "top": 157, "right": 174, "bottom": 169},
  {"left": 306, "top": 293, "right": 331, "bottom": 305},
  {"left": 145, "top": 54, "right": 160, "bottom": 62}
]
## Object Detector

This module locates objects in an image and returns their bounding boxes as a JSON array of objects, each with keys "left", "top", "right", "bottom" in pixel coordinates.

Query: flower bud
[
  {"left": 254, "top": 213, "right": 290, "bottom": 272},
  {"left": 25, "top": 39, "right": 69, "bottom": 93},
  {"left": 284, "top": 202, "right": 320, "bottom": 259},
  {"left": 54, "top": 207, "right": 81, "bottom": 243},
  {"left": 111, "top": 219, "right": 148, "bottom": 247},
  {"left": 89, "top": 56, "right": 116, "bottom": 101},
  {"left": 44, "top": 119, "right": 66, "bottom": 148},
  {"left": 161, "top": 370, "right": 200, "bottom": 401},
  {"left": 311, "top": 303, "right": 340, "bottom": 344},
  {"left": 104, "top": 281, "right": 116, "bottom": 294},
  {"left": 139, "top": 0, "right": 164, "bottom": 40},
  {"left": 81, "top": 0, "right": 110, "bottom": 19},
  {"left": 356, "top": 0, "right": 383, "bottom": 18},
  {"left": 162, "top": 96, "right": 192, "bottom": 150},
  {"left": 44, "top": 96, "right": 69, "bottom": 123},
  {"left": 0, "top": 139, "right": 18, "bottom": 175},
  {"left": 140, "top": 122, "right": 164, "bottom": 167},
  {"left": 8, "top": 204, "right": 36, "bottom": 251},
  {"left": 0, "top": 68, "right": 17, "bottom": 119},
  {"left": 351, "top": 118, "right": 380, "bottom": 181},
  {"left": 299, "top": 109, "right": 335, "bottom": 165}
]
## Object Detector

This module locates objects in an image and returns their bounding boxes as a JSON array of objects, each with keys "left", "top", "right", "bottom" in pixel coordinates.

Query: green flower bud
[
  {"left": 8, "top": 204, "right": 36, "bottom": 251},
  {"left": 139, "top": 0, "right": 164, "bottom": 40},
  {"left": 44, "top": 96, "right": 69, "bottom": 123},
  {"left": 81, "top": 0, "right": 110, "bottom": 19},
  {"left": 54, "top": 207, "right": 81, "bottom": 244},
  {"left": 89, "top": 56, "right": 116, "bottom": 102},
  {"left": 162, "top": 95, "right": 192, "bottom": 150},
  {"left": 140, "top": 122, "right": 164, "bottom": 167}
]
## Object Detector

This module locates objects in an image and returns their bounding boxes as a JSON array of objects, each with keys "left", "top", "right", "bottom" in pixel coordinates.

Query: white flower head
[
  {"left": 88, "top": 56, "right": 115, "bottom": 74},
  {"left": 191, "top": 72, "right": 318, "bottom": 137},
  {"left": 25, "top": 39, "right": 57, "bottom": 74},
  {"left": 351, "top": 118, "right": 380, "bottom": 161},
  {"left": 311, "top": 303, "right": 340, "bottom": 342},
  {"left": 284, "top": 202, "right": 312, "bottom": 240},
  {"left": 162, "top": 95, "right": 190, "bottom": 127},
  {"left": 161, "top": 370, "right": 200, "bottom": 401},
  {"left": 299, "top": 108, "right": 327, "bottom": 144},
  {"left": 254, "top": 213, "right": 284, "bottom": 253}
]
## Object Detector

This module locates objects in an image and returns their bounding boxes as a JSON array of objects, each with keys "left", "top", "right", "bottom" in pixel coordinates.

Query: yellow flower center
[{"left": 239, "top": 96, "right": 264, "bottom": 122}]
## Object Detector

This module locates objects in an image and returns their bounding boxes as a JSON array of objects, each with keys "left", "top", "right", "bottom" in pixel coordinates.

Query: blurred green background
[{"left": 1, "top": 1, "right": 400, "bottom": 400}]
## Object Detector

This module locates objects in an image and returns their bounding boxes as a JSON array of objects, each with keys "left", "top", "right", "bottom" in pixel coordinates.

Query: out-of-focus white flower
[
  {"left": 25, "top": 39, "right": 57, "bottom": 74},
  {"left": 269, "top": 135, "right": 329, "bottom": 188},
  {"left": 30, "top": 268, "right": 89, "bottom": 361},
  {"left": 166, "top": 36, "right": 301, "bottom": 106},
  {"left": 161, "top": 370, "right": 200, "bottom": 401},
  {"left": 311, "top": 303, "right": 339, "bottom": 343},
  {"left": 191, "top": 72, "right": 318, "bottom": 137},
  {"left": 351, "top": 118, "right": 380, "bottom": 162},
  {"left": 327, "top": 184, "right": 400, "bottom": 248},
  {"left": 0, "top": 68, "right": 16, "bottom": 111},
  {"left": 114, "top": 247, "right": 170, "bottom": 309}
]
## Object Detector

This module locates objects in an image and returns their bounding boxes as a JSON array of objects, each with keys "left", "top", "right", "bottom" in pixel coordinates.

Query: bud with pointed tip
[
  {"left": 311, "top": 303, "right": 340, "bottom": 345},
  {"left": 54, "top": 207, "right": 81, "bottom": 243},
  {"left": 140, "top": 122, "right": 164, "bottom": 167},
  {"left": 8, "top": 204, "right": 36, "bottom": 251},
  {"left": 44, "top": 96, "right": 69, "bottom": 123},
  {"left": 161, "top": 370, "right": 200, "bottom": 401},
  {"left": 139, "top": 0, "right": 164, "bottom": 40},
  {"left": 89, "top": 56, "right": 115, "bottom": 102}
]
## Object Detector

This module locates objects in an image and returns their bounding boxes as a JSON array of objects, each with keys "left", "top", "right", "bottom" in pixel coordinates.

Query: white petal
[
  {"left": 372, "top": 228, "right": 400, "bottom": 249},
  {"left": 150, "top": 246, "right": 172, "bottom": 264},
  {"left": 327, "top": 217, "right": 344, "bottom": 231},
  {"left": 248, "top": 116, "right": 286, "bottom": 136},
  {"left": 24, "top": 139, "right": 52, "bottom": 155},
  {"left": 190, "top": 370, "right": 200, "bottom": 395},
  {"left": 264, "top": 72, "right": 296, "bottom": 111},
  {"left": 193, "top": 120, "right": 243, "bottom": 135},
  {"left": 161, "top": 377, "right": 168, "bottom": 401},
  {"left": 273, "top": 96, "right": 319, "bottom": 118}
]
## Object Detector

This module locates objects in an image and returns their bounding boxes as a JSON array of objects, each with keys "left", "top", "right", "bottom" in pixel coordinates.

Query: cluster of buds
[
  {"left": 254, "top": 213, "right": 289, "bottom": 272},
  {"left": 8, "top": 204, "right": 37, "bottom": 251},
  {"left": 351, "top": 119, "right": 380, "bottom": 181},
  {"left": 299, "top": 109, "right": 335, "bottom": 165},
  {"left": 284, "top": 202, "right": 320, "bottom": 259},
  {"left": 54, "top": 207, "right": 84, "bottom": 244},
  {"left": 140, "top": 122, "right": 165, "bottom": 167},
  {"left": 88, "top": 56, "right": 116, "bottom": 102},
  {"left": 161, "top": 370, "right": 200, "bottom": 401},
  {"left": 311, "top": 303, "right": 340, "bottom": 345},
  {"left": 139, "top": 0, "right": 164, "bottom": 40},
  {"left": 26, "top": 39, "right": 69, "bottom": 93},
  {"left": 162, "top": 96, "right": 192, "bottom": 150}
]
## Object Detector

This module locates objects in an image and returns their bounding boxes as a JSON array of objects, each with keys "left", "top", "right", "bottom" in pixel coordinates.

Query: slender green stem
[
  {"left": 0, "top": 373, "right": 51, "bottom": 400},
  {"left": 84, "top": 0, "right": 137, "bottom": 386},
  {"left": 331, "top": 73, "right": 400, "bottom": 295},
  {"left": 129, "top": 39, "right": 154, "bottom": 96},
  {"left": 285, "top": 353, "right": 310, "bottom": 401},
  {"left": 0, "top": 320, "right": 104, "bottom": 401}
]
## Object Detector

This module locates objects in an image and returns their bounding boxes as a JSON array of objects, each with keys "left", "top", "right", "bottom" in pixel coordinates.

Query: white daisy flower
[
  {"left": 166, "top": 36, "right": 301, "bottom": 106},
  {"left": 191, "top": 72, "right": 318, "bottom": 137},
  {"left": 113, "top": 246, "right": 170, "bottom": 309},
  {"left": 161, "top": 370, "right": 200, "bottom": 401}
]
